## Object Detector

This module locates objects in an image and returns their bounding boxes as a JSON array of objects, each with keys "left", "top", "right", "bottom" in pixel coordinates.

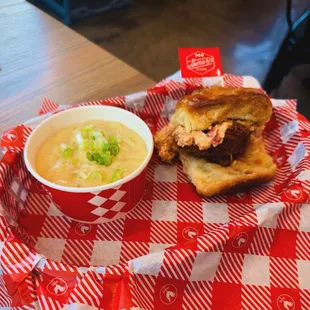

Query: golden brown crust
[
  {"left": 179, "top": 136, "right": 276, "bottom": 197},
  {"left": 154, "top": 124, "right": 178, "bottom": 162},
  {"left": 171, "top": 86, "right": 272, "bottom": 131}
]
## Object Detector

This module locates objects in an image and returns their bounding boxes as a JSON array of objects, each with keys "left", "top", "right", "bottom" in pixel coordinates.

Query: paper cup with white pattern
[{"left": 23, "top": 106, "right": 153, "bottom": 223}]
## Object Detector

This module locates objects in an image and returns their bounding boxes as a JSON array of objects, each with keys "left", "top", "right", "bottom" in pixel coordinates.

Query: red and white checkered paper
[{"left": 1, "top": 73, "right": 310, "bottom": 310}]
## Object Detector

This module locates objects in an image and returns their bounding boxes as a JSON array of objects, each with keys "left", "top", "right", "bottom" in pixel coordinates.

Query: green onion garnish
[
  {"left": 86, "top": 152, "right": 94, "bottom": 161},
  {"left": 109, "top": 136, "right": 118, "bottom": 145},
  {"left": 81, "top": 140, "right": 89, "bottom": 150},
  {"left": 82, "top": 131, "right": 121, "bottom": 164},
  {"left": 101, "top": 152, "right": 112, "bottom": 166},
  {"left": 102, "top": 142, "right": 110, "bottom": 151},
  {"left": 75, "top": 132, "right": 84, "bottom": 145},
  {"left": 63, "top": 148, "right": 73, "bottom": 158},
  {"left": 97, "top": 157, "right": 105, "bottom": 165},
  {"left": 60, "top": 144, "right": 68, "bottom": 151},
  {"left": 89, "top": 140, "right": 96, "bottom": 151},
  {"left": 81, "top": 131, "right": 88, "bottom": 139},
  {"left": 109, "top": 144, "right": 119, "bottom": 156},
  {"left": 88, "top": 171, "right": 104, "bottom": 182},
  {"left": 92, "top": 153, "right": 101, "bottom": 162},
  {"left": 81, "top": 125, "right": 93, "bottom": 138},
  {"left": 78, "top": 170, "right": 89, "bottom": 180},
  {"left": 111, "top": 169, "right": 122, "bottom": 183}
]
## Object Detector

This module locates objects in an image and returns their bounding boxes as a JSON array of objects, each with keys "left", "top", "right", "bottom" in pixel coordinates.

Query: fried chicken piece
[
  {"left": 182, "top": 122, "right": 251, "bottom": 166},
  {"left": 154, "top": 122, "right": 231, "bottom": 163},
  {"left": 154, "top": 124, "right": 178, "bottom": 162},
  {"left": 154, "top": 119, "right": 255, "bottom": 163}
]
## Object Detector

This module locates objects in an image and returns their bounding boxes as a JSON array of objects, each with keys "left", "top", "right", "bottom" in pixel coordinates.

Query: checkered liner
[{"left": 1, "top": 73, "right": 310, "bottom": 309}]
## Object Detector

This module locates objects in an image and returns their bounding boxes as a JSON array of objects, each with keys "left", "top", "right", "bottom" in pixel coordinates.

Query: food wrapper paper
[{"left": 0, "top": 73, "right": 310, "bottom": 310}]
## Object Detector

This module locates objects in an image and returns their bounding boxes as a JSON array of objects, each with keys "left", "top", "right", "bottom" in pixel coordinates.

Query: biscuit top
[{"left": 171, "top": 86, "right": 273, "bottom": 131}]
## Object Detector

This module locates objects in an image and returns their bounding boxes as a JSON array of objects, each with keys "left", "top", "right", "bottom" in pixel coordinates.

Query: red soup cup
[{"left": 24, "top": 106, "right": 154, "bottom": 223}]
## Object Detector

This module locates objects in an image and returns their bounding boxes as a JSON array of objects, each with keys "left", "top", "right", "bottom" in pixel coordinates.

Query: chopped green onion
[
  {"left": 81, "top": 125, "right": 93, "bottom": 138},
  {"left": 81, "top": 131, "right": 88, "bottom": 139},
  {"left": 100, "top": 130, "right": 105, "bottom": 136},
  {"left": 89, "top": 140, "right": 96, "bottom": 151},
  {"left": 86, "top": 152, "right": 94, "bottom": 161},
  {"left": 102, "top": 142, "right": 110, "bottom": 152},
  {"left": 91, "top": 131, "right": 101, "bottom": 140},
  {"left": 75, "top": 132, "right": 83, "bottom": 145},
  {"left": 97, "top": 157, "right": 105, "bottom": 165},
  {"left": 63, "top": 148, "right": 73, "bottom": 158},
  {"left": 92, "top": 153, "right": 101, "bottom": 162},
  {"left": 83, "top": 125, "right": 93, "bottom": 131},
  {"left": 60, "top": 144, "right": 68, "bottom": 151},
  {"left": 88, "top": 171, "right": 104, "bottom": 182},
  {"left": 109, "top": 144, "right": 119, "bottom": 156},
  {"left": 109, "top": 136, "right": 118, "bottom": 145},
  {"left": 91, "top": 131, "right": 108, "bottom": 143},
  {"left": 80, "top": 140, "right": 88, "bottom": 150},
  {"left": 111, "top": 169, "right": 122, "bottom": 183},
  {"left": 101, "top": 152, "right": 112, "bottom": 166},
  {"left": 78, "top": 170, "right": 89, "bottom": 180}
]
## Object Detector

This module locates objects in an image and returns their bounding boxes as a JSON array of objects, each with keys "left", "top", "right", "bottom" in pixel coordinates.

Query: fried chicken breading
[{"left": 154, "top": 124, "right": 178, "bottom": 162}]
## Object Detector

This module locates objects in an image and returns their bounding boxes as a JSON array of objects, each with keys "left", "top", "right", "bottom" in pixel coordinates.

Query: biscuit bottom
[{"left": 179, "top": 135, "right": 276, "bottom": 197}]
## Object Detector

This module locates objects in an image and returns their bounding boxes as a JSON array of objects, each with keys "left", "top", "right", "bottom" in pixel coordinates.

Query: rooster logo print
[
  {"left": 47, "top": 278, "right": 68, "bottom": 296},
  {"left": 2, "top": 130, "right": 18, "bottom": 143},
  {"left": 284, "top": 185, "right": 304, "bottom": 202},
  {"left": 277, "top": 294, "right": 295, "bottom": 310},
  {"left": 274, "top": 153, "right": 286, "bottom": 167},
  {"left": 182, "top": 227, "right": 199, "bottom": 240},
  {"left": 75, "top": 223, "right": 92, "bottom": 236},
  {"left": 160, "top": 284, "right": 178, "bottom": 305},
  {"left": 232, "top": 232, "right": 248, "bottom": 248}
]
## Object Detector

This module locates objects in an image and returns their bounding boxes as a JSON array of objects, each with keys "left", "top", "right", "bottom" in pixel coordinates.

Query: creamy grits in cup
[{"left": 24, "top": 106, "right": 154, "bottom": 223}]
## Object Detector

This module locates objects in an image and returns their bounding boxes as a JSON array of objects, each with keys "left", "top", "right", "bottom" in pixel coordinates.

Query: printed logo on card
[
  {"left": 75, "top": 223, "right": 92, "bottom": 236},
  {"left": 227, "top": 192, "right": 252, "bottom": 204},
  {"left": 182, "top": 227, "right": 199, "bottom": 240},
  {"left": 1, "top": 130, "right": 18, "bottom": 143},
  {"left": 186, "top": 51, "right": 215, "bottom": 75},
  {"left": 178, "top": 48, "right": 223, "bottom": 78},
  {"left": 47, "top": 278, "right": 68, "bottom": 296},
  {"left": 277, "top": 294, "right": 295, "bottom": 310},
  {"left": 232, "top": 232, "right": 249, "bottom": 248},
  {"left": 160, "top": 284, "right": 178, "bottom": 305},
  {"left": 283, "top": 184, "right": 307, "bottom": 202},
  {"left": 274, "top": 153, "right": 287, "bottom": 168},
  {"left": 272, "top": 147, "right": 288, "bottom": 169}
]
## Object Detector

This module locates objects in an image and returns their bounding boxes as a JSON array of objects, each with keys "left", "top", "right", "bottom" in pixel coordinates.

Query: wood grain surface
[
  {"left": 73, "top": 0, "right": 309, "bottom": 83},
  {"left": 0, "top": 0, "right": 154, "bottom": 133}
]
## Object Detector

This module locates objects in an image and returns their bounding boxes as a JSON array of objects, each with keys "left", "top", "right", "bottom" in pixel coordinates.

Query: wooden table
[{"left": 0, "top": 0, "right": 155, "bottom": 134}]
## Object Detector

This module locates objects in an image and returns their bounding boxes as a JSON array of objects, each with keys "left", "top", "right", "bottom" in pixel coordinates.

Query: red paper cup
[{"left": 24, "top": 106, "right": 154, "bottom": 223}]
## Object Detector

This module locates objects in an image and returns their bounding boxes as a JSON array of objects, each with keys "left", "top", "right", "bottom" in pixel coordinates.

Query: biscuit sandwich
[{"left": 155, "top": 86, "right": 277, "bottom": 196}]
